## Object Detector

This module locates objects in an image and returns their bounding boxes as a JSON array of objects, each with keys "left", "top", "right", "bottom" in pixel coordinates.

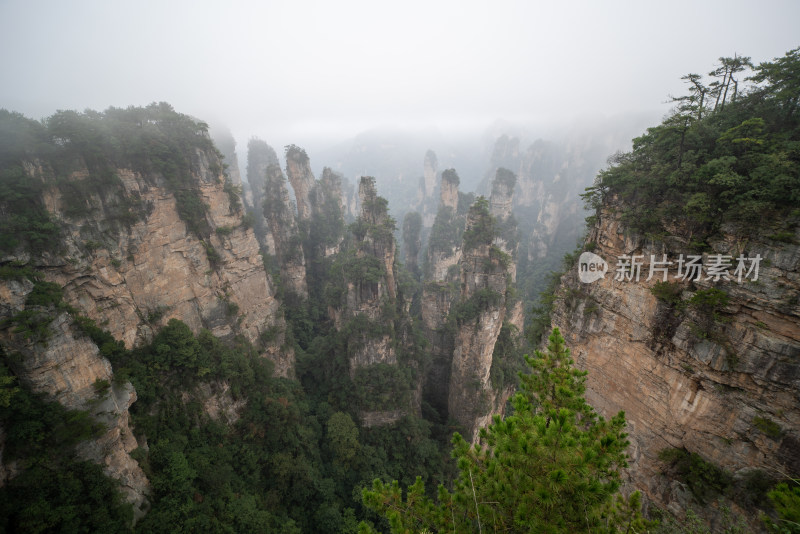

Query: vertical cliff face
[
  {"left": 227, "top": 152, "right": 243, "bottom": 186},
  {"left": 551, "top": 201, "right": 800, "bottom": 515},
  {"left": 334, "top": 177, "right": 397, "bottom": 332},
  {"left": 489, "top": 167, "right": 515, "bottom": 220},
  {"left": 0, "top": 107, "right": 296, "bottom": 518},
  {"left": 355, "top": 176, "right": 397, "bottom": 304},
  {"left": 327, "top": 177, "right": 421, "bottom": 426},
  {"left": 482, "top": 126, "right": 642, "bottom": 327},
  {"left": 414, "top": 149, "right": 440, "bottom": 227},
  {"left": 263, "top": 164, "right": 308, "bottom": 300},
  {"left": 285, "top": 146, "right": 316, "bottom": 222},
  {"left": 309, "top": 167, "right": 346, "bottom": 257},
  {"left": 448, "top": 266, "right": 506, "bottom": 440},
  {"left": 420, "top": 170, "right": 465, "bottom": 415},
  {"left": 37, "top": 152, "right": 288, "bottom": 371},
  {"left": 422, "top": 149, "right": 438, "bottom": 199},
  {"left": 418, "top": 168, "right": 521, "bottom": 437},
  {"left": 244, "top": 138, "right": 280, "bottom": 254},
  {"left": 210, "top": 125, "right": 243, "bottom": 187},
  {"left": 0, "top": 284, "right": 150, "bottom": 516},
  {"left": 424, "top": 169, "right": 466, "bottom": 283},
  {"left": 440, "top": 167, "right": 459, "bottom": 213},
  {"left": 401, "top": 211, "right": 423, "bottom": 279},
  {"left": 340, "top": 177, "right": 359, "bottom": 221},
  {"left": 447, "top": 174, "right": 519, "bottom": 441},
  {"left": 488, "top": 167, "right": 520, "bottom": 287},
  {"left": 490, "top": 136, "right": 586, "bottom": 262}
]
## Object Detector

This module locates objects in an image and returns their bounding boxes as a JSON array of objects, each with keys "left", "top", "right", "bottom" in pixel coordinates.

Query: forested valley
[{"left": 0, "top": 48, "right": 799, "bottom": 533}]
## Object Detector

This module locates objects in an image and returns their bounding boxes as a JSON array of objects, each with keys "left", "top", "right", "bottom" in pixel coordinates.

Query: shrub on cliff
[{"left": 764, "top": 481, "right": 800, "bottom": 533}]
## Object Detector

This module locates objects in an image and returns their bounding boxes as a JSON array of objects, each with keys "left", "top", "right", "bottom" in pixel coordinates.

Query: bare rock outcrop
[
  {"left": 485, "top": 127, "right": 636, "bottom": 268},
  {"left": 414, "top": 150, "right": 441, "bottom": 228},
  {"left": 0, "top": 303, "right": 150, "bottom": 518},
  {"left": 423, "top": 149, "right": 438, "bottom": 199},
  {"left": 420, "top": 169, "right": 465, "bottom": 417},
  {"left": 329, "top": 177, "right": 414, "bottom": 426},
  {"left": 39, "top": 157, "right": 289, "bottom": 372},
  {"left": 0, "top": 123, "right": 295, "bottom": 521},
  {"left": 285, "top": 145, "right": 316, "bottom": 222},
  {"left": 329, "top": 179, "right": 398, "bottom": 334},
  {"left": 420, "top": 169, "right": 521, "bottom": 431},
  {"left": 76, "top": 380, "right": 149, "bottom": 520},
  {"left": 489, "top": 167, "right": 515, "bottom": 221},
  {"left": 243, "top": 138, "right": 280, "bottom": 254},
  {"left": 424, "top": 169, "right": 466, "bottom": 285},
  {"left": 264, "top": 164, "right": 308, "bottom": 300},
  {"left": 440, "top": 168, "right": 460, "bottom": 213},
  {"left": 355, "top": 176, "right": 397, "bottom": 304},
  {"left": 310, "top": 167, "right": 346, "bottom": 257},
  {"left": 551, "top": 200, "right": 800, "bottom": 515},
  {"left": 334, "top": 177, "right": 397, "bottom": 330},
  {"left": 447, "top": 198, "right": 517, "bottom": 441}
]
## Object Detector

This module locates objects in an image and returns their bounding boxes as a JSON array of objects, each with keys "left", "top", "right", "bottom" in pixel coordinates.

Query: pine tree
[{"left": 361, "top": 328, "right": 631, "bottom": 533}]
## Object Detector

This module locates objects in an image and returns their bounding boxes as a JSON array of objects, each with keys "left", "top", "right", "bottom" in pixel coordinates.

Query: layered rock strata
[
  {"left": 1, "top": 134, "right": 294, "bottom": 516},
  {"left": 420, "top": 170, "right": 466, "bottom": 416},
  {"left": 263, "top": 164, "right": 308, "bottom": 299},
  {"left": 37, "top": 152, "right": 289, "bottom": 372},
  {"left": 414, "top": 150, "right": 440, "bottom": 227},
  {"left": 309, "top": 167, "right": 346, "bottom": 257},
  {"left": 335, "top": 178, "right": 398, "bottom": 332},
  {"left": 332, "top": 177, "right": 412, "bottom": 426},
  {"left": 422, "top": 149, "right": 438, "bottom": 199},
  {"left": 447, "top": 190, "right": 519, "bottom": 441},
  {"left": 551, "top": 200, "right": 800, "bottom": 515},
  {"left": 285, "top": 146, "right": 316, "bottom": 222},
  {"left": 0, "top": 300, "right": 150, "bottom": 517},
  {"left": 421, "top": 168, "right": 521, "bottom": 435},
  {"left": 243, "top": 138, "right": 280, "bottom": 254}
]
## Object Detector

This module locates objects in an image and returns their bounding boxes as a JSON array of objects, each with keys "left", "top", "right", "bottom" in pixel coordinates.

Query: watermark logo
[
  {"left": 577, "top": 252, "right": 762, "bottom": 284},
  {"left": 578, "top": 252, "right": 608, "bottom": 283}
]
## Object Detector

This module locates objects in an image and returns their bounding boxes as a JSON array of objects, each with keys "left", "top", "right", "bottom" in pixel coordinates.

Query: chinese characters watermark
[{"left": 578, "top": 252, "right": 762, "bottom": 284}]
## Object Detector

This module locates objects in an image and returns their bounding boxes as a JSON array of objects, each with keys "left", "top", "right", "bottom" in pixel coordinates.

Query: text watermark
[{"left": 578, "top": 252, "right": 762, "bottom": 284}]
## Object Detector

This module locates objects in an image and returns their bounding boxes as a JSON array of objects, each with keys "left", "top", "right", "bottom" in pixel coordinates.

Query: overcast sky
[{"left": 1, "top": 0, "right": 798, "bottom": 146}]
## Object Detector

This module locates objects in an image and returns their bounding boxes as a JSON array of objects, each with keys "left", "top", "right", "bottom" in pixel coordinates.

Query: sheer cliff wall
[
  {"left": 551, "top": 200, "right": 800, "bottom": 514},
  {"left": 1, "top": 119, "right": 293, "bottom": 516}
]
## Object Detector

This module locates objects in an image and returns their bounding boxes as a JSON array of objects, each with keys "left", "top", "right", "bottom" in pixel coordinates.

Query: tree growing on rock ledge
[{"left": 361, "top": 328, "right": 639, "bottom": 533}]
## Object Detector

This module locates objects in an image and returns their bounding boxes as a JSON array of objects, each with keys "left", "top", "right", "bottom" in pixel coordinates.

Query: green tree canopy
[
  {"left": 362, "top": 328, "right": 631, "bottom": 533},
  {"left": 582, "top": 47, "right": 800, "bottom": 239},
  {"left": 327, "top": 411, "right": 360, "bottom": 466}
]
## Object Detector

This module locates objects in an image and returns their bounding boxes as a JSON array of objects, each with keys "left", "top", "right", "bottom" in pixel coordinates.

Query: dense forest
[{"left": 1, "top": 48, "right": 799, "bottom": 533}]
